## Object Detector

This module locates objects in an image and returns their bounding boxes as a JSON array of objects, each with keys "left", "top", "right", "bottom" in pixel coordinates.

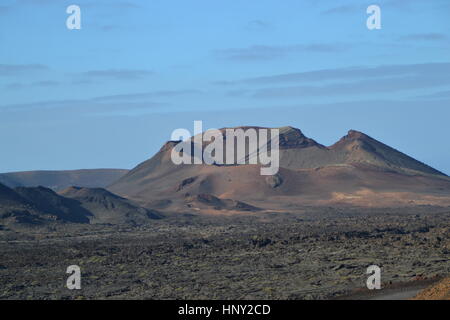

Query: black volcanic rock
[
  {"left": 14, "top": 186, "right": 92, "bottom": 223},
  {"left": 278, "top": 126, "right": 324, "bottom": 149},
  {"left": 185, "top": 193, "right": 261, "bottom": 212},
  {"left": 60, "top": 186, "right": 163, "bottom": 224},
  {"left": 0, "top": 182, "right": 162, "bottom": 226},
  {"left": 0, "top": 183, "right": 29, "bottom": 206}
]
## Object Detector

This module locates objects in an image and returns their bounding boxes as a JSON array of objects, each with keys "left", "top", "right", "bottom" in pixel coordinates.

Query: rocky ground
[
  {"left": 0, "top": 206, "right": 449, "bottom": 300},
  {"left": 413, "top": 277, "right": 450, "bottom": 300}
]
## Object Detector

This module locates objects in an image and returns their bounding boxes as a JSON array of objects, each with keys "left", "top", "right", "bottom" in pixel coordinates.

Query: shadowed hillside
[
  {"left": 0, "top": 183, "right": 160, "bottom": 226},
  {"left": 60, "top": 187, "right": 163, "bottom": 224}
]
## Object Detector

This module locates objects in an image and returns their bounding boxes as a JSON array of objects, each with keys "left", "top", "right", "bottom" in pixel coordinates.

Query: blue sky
[{"left": 0, "top": 0, "right": 449, "bottom": 174}]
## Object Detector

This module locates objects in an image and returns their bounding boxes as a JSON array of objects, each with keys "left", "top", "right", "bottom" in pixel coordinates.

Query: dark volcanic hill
[
  {"left": 0, "top": 182, "right": 160, "bottom": 226},
  {"left": 0, "top": 183, "right": 62, "bottom": 225},
  {"left": 0, "top": 169, "right": 128, "bottom": 191},
  {"left": 0, "top": 182, "right": 29, "bottom": 206},
  {"left": 14, "top": 186, "right": 92, "bottom": 223},
  {"left": 109, "top": 126, "right": 450, "bottom": 211},
  {"left": 60, "top": 187, "right": 162, "bottom": 225}
]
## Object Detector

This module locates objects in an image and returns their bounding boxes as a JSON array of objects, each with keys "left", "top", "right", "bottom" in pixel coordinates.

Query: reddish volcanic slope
[
  {"left": 109, "top": 127, "right": 450, "bottom": 212},
  {"left": 413, "top": 277, "right": 450, "bottom": 300}
]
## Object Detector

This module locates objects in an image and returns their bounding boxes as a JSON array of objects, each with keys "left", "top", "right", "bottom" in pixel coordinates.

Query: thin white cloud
[
  {"left": 398, "top": 33, "right": 447, "bottom": 42},
  {"left": 214, "top": 63, "right": 450, "bottom": 85},
  {"left": 215, "top": 43, "right": 346, "bottom": 61},
  {"left": 0, "top": 64, "right": 49, "bottom": 76},
  {"left": 81, "top": 69, "right": 154, "bottom": 80}
]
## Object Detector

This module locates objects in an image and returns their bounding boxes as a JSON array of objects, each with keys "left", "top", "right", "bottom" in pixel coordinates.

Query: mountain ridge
[
  {"left": 0, "top": 183, "right": 161, "bottom": 226},
  {"left": 0, "top": 169, "right": 129, "bottom": 191},
  {"left": 109, "top": 126, "right": 450, "bottom": 211}
]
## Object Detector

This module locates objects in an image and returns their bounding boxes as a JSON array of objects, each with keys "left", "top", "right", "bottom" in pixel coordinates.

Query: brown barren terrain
[{"left": 413, "top": 277, "right": 450, "bottom": 300}]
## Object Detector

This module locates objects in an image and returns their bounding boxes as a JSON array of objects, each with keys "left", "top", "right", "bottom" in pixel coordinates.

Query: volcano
[{"left": 109, "top": 126, "right": 450, "bottom": 212}]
